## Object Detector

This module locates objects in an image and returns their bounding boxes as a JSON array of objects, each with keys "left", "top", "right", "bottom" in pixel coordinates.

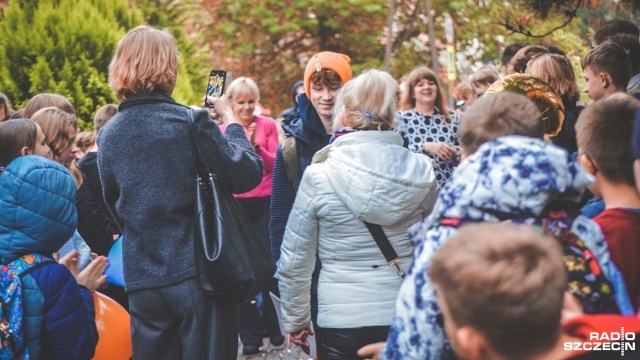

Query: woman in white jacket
[{"left": 277, "top": 69, "right": 439, "bottom": 359}]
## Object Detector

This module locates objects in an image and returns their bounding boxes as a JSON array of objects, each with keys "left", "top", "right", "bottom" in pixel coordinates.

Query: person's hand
[
  {"left": 422, "top": 142, "right": 457, "bottom": 161},
  {"left": 247, "top": 122, "right": 260, "bottom": 150},
  {"left": 200, "top": 96, "right": 222, "bottom": 125},
  {"left": 202, "top": 95, "right": 238, "bottom": 127},
  {"left": 286, "top": 327, "right": 314, "bottom": 353},
  {"left": 357, "top": 342, "right": 386, "bottom": 360},
  {"left": 58, "top": 249, "right": 80, "bottom": 276},
  {"left": 75, "top": 256, "right": 108, "bottom": 292}
]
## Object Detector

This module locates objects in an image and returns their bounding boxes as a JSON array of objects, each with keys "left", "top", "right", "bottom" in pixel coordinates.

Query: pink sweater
[{"left": 221, "top": 115, "right": 278, "bottom": 198}]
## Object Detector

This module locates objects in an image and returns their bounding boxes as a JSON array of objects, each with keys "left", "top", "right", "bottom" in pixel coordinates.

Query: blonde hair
[
  {"left": 403, "top": 67, "right": 450, "bottom": 121},
  {"left": 430, "top": 222, "right": 566, "bottom": 359},
  {"left": 332, "top": 69, "right": 398, "bottom": 132},
  {"left": 526, "top": 54, "right": 580, "bottom": 104},
  {"left": 109, "top": 26, "right": 178, "bottom": 101},
  {"left": 225, "top": 77, "right": 260, "bottom": 102},
  {"left": 31, "top": 107, "right": 83, "bottom": 187}
]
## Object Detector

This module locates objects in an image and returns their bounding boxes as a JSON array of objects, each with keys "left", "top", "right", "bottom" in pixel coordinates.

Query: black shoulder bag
[{"left": 187, "top": 110, "right": 275, "bottom": 304}]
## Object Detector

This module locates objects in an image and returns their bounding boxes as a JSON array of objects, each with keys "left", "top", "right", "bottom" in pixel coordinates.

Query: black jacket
[{"left": 77, "top": 152, "right": 120, "bottom": 255}]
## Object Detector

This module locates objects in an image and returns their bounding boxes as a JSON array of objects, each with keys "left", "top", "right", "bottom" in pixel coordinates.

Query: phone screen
[{"left": 206, "top": 70, "right": 227, "bottom": 100}]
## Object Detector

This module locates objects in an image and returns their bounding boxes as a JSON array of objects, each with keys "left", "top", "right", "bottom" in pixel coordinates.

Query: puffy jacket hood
[
  {"left": 0, "top": 156, "right": 77, "bottom": 262},
  {"left": 431, "top": 136, "right": 592, "bottom": 222},
  {"left": 314, "top": 131, "right": 438, "bottom": 226}
]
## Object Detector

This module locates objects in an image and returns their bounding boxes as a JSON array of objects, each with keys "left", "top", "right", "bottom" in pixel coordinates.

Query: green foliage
[
  {"left": 0, "top": 0, "right": 140, "bottom": 129},
  {"left": 205, "top": 0, "right": 388, "bottom": 115}
]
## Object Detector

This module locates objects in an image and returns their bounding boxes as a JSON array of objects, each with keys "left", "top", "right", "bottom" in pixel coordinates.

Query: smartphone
[{"left": 205, "top": 70, "right": 227, "bottom": 106}]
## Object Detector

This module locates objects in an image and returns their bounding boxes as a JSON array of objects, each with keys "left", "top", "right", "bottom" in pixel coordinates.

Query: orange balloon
[{"left": 92, "top": 291, "right": 132, "bottom": 360}]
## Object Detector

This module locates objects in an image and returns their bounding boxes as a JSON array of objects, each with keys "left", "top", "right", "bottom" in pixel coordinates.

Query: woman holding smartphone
[{"left": 98, "top": 26, "right": 263, "bottom": 360}]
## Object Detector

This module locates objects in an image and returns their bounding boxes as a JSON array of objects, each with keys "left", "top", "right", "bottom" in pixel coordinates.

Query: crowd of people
[{"left": 1, "top": 17, "right": 640, "bottom": 360}]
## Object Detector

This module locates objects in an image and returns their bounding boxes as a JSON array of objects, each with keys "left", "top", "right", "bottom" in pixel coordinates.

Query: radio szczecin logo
[{"left": 564, "top": 328, "right": 635, "bottom": 356}]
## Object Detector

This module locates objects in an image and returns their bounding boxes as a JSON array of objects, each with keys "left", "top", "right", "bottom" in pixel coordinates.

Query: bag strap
[
  {"left": 363, "top": 221, "right": 405, "bottom": 279},
  {"left": 186, "top": 109, "right": 213, "bottom": 178},
  {"left": 282, "top": 135, "right": 300, "bottom": 189}
]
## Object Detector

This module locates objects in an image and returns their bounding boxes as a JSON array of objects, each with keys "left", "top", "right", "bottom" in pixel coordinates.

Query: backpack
[
  {"left": 434, "top": 209, "right": 620, "bottom": 315},
  {"left": 0, "top": 254, "right": 54, "bottom": 360},
  {"left": 282, "top": 135, "right": 300, "bottom": 189}
]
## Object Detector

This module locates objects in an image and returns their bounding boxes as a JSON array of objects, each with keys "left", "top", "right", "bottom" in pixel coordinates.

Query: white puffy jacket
[{"left": 276, "top": 130, "right": 438, "bottom": 332}]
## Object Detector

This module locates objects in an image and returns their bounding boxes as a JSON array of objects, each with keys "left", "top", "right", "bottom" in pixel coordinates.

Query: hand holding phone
[
  {"left": 205, "top": 70, "right": 227, "bottom": 107},
  {"left": 206, "top": 95, "right": 237, "bottom": 127}
]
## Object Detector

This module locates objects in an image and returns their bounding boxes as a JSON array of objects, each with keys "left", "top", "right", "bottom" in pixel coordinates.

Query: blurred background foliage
[{"left": 0, "top": 0, "right": 637, "bottom": 129}]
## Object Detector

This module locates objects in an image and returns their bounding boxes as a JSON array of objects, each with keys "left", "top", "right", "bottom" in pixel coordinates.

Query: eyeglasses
[{"left": 578, "top": 151, "right": 599, "bottom": 173}]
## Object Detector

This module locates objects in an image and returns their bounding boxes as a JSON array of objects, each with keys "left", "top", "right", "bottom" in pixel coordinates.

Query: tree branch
[{"left": 496, "top": 0, "right": 582, "bottom": 38}]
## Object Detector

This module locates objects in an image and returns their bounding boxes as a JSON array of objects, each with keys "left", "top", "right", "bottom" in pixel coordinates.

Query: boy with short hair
[
  {"left": 431, "top": 222, "right": 567, "bottom": 360},
  {"left": 582, "top": 42, "right": 631, "bottom": 102},
  {"left": 604, "top": 34, "right": 640, "bottom": 99},
  {"left": 431, "top": 222, "right": 640, "bottom": 360},
  {"left": 456, "top": 92, "right": 543, "bottom": 156},
  {"left": 270, "top": 52, "right": 353, "bottom": 264},
  {"left": 576, "top": 93, "right": 640, "bottom": 310},
  {"left": 470, "top": 67, "right": 499, "bottom": 97},
  {"left": 269, "top": 51, "right": 352, "bottom": 357}
]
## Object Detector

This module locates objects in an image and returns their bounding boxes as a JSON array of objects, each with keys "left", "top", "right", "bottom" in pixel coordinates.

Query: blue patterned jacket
[
  {"left": 383, "top": 136, "right": 629, "bottom": 360},
  {"left": 0, "top": 156, "right": 98, "bottom": 360}
]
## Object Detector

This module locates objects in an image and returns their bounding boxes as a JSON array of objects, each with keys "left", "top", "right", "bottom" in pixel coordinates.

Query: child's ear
[
  {"left": 600, "top": 72, "right": 612, "bottom": 89},
  {"left": 456, "top": 326, "right": 489, "bottom": 360},
  {"left": 577, "top": 152, "right": 597, "bottom": 175},
  {"left": 19, "top": 146, "right": 31, "bottom": 156}
]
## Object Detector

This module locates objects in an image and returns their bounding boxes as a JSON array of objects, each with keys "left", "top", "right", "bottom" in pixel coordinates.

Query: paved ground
[{"left": 237, "top": 337, "right": 311, "bottom": 360}]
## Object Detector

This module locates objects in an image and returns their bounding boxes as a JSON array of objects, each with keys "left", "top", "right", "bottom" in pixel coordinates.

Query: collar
[{"left": 118, "top": 92, "right": 178, "bottom": 111}]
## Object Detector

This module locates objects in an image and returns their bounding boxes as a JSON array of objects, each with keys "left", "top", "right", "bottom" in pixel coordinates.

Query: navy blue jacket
[
  {"left": 0, "top": 156, "right": 98, "bottom": 360},
  {"left": 98, "top": 93, "right": 263, "bottom": 292},
  {"left": 269, "top": 93, "right": 330, "bottom": 263}
]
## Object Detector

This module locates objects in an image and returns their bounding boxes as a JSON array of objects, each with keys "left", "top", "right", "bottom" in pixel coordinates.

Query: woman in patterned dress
[{"left": 395, "top": 67, "right": 459, "bottom": 189}]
